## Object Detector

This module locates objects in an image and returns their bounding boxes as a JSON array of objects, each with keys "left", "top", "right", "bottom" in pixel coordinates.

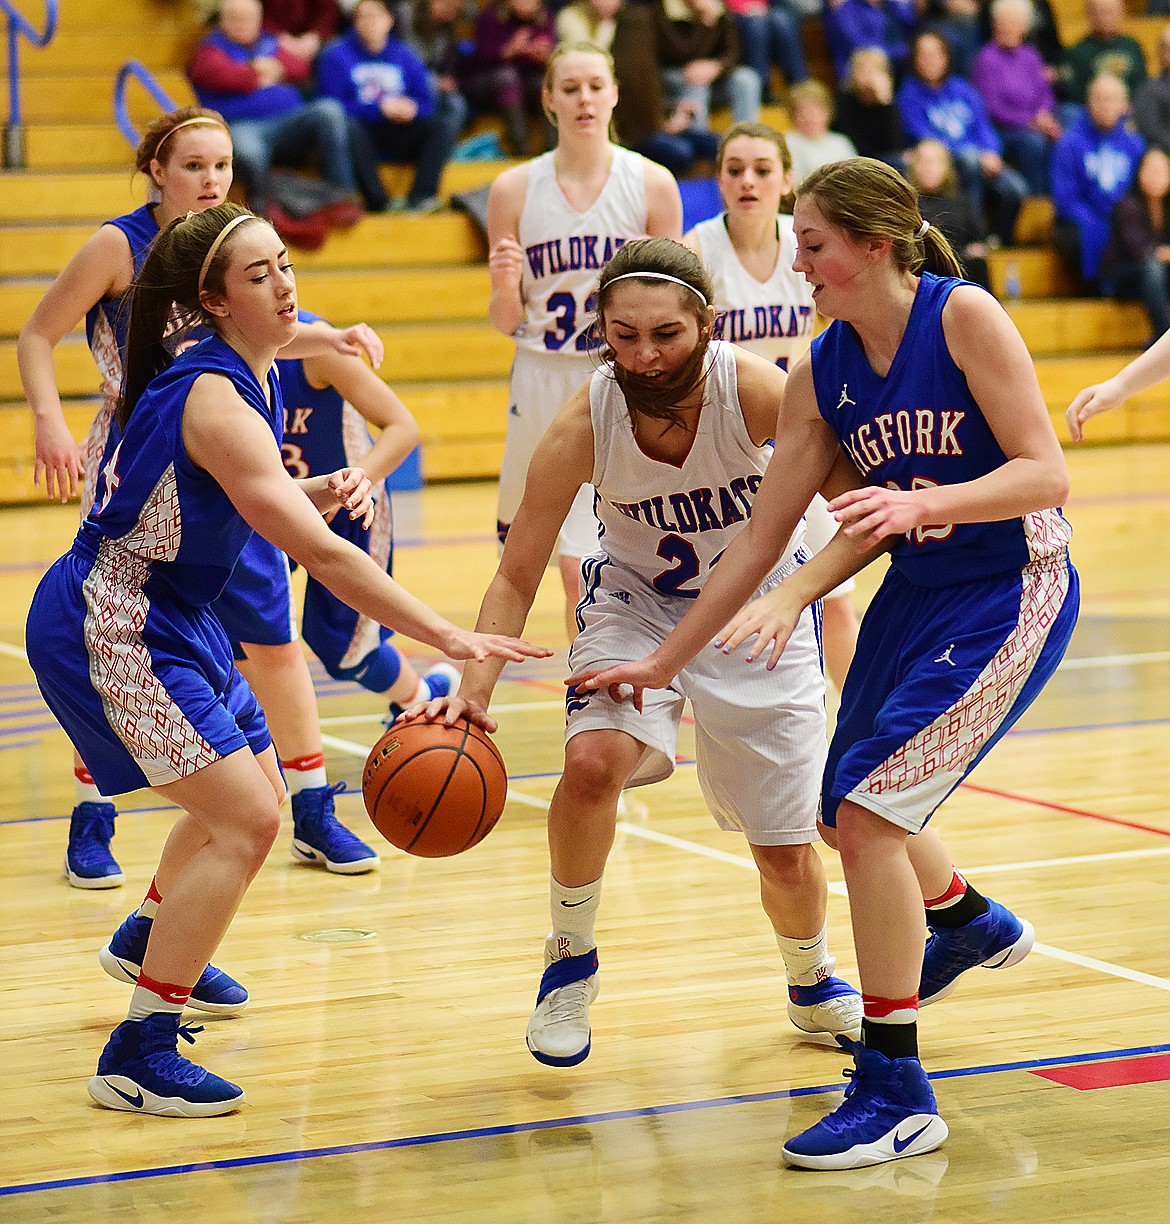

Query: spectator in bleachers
[
  {"left": 189, "top": 0, "right": 361, "bottom": 210},
  {"left": 653, "top": 0, "right": 761, "bottom": 129},
  {"left": 261, "top": 0, "right": 341, "bottom": 63},
  {"left": 1060, "top": 0, "right": 1147, "bottom": 107},
  {"left": 402, "top": 0, "right": 473, "bottom": 154},
  {"left": 920, "top": 0, "right": 981, "bottom": 76},
  {"left": 833, "top": 45, "right": 910, "bottom": 167},
  {"left": 317, "top": 0, "right": 456, "bottom": 213},
  {"left": 897, "top": 29, "right": 1027, "bottom": 243},
  {"left": 1098, "top": 147, "right": 1170, "bottom": 345},
  {"left": 1134, "top": 25, "right": 1170, "bottom": 153},
  {"left": 970, "top": 0, "right": 1061, "bottom": 196},
  {"left": 1051, "top": 72, "right": 1145, "bottom": 282},
  {"left": 556, "top": 0, "right": 620, "bottom": 47},
  {"left": 723, "top": 0, "right": 810, "bottom": 102},
  {"left": 822, "top": 0, "right": 918, "bottom": 81},
  {"left": 784, "top": 80, "right": 858, "bottom": 183},
  {"left": 907, "top": 137, "right": 992, "bottom": 289},
  {"left": 985, "top": 0, "right": 1063, "bottom": 72},
  {"left": 609, "top": 0, "right": 724, "bottom": 174},
  {"left": 461, "top": 0, "right": 556, "bottom": 155}
]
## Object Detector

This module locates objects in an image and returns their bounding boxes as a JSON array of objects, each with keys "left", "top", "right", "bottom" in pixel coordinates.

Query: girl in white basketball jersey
[
  {"left": 686, "top": 121, "right": 859, "bottom": 691},
  {"left": 410, "top": 237, "right": 862, "bottom": 1067},
  {"left": 486, "top": 42, "right": 683, "bottom": 637}
]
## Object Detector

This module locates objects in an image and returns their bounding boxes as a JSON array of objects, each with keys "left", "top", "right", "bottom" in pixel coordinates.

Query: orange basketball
[{"left": 361, "top": 718, "right": 508, "bottom": 857}]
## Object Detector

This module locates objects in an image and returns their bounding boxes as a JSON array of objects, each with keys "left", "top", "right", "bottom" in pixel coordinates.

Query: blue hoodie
[
  {"left": 897, "top": 74, "right": 1001, "bottom": 155},
  {"left": 1051, "top": 112, "right": 1145, "bottom": 279},
  {"left": 316, "top": 29, "right": 435, "bottom": 124}
]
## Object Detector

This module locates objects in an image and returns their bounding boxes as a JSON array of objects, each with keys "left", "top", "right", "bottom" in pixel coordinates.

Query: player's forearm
[
  {"left": 17, "top": 332, "right": 67, "bottom": 423},
  {"left": 459, "top": 571, "right": 540, "bottom": 706},
  {"left": 488, "top": 290, "right": 525, "bottom": 337}
]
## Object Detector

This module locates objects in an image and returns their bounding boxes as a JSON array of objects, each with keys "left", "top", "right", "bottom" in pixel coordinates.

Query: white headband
[
  {"left": 197, "top": 212, "right": 258, "bottom": 293},
  {"left": 917, "top": 219, "right": 930, "bottom": 237},
  {"left": 155, "top": 116, "right": 225, "bottom": 163},
  {"left": 606, "top": 271, "right": 709, "bottom": 305}
]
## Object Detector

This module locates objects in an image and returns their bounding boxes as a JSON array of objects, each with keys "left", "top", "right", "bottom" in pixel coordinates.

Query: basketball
[{"left": 361, "top": 718, "right": 508, "bottom": 857}]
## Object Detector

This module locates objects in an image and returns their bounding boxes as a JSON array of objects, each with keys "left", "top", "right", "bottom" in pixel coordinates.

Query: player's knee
[
  {"left": 755, "top": 840, "right": 819, "bottom": 890},
  {"left": 236, "top": 796, "right": 282, "bottom": 871},
  {"left": 562, "top": 741, "right": 629, "bottom": 804}
]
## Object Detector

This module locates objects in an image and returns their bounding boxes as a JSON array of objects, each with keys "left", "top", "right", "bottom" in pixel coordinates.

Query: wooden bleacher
[{"left": 3, "top": 0, "right": 1170, "bottom": 506}]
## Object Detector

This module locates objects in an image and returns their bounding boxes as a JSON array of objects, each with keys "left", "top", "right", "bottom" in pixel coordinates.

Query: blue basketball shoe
[
  {"left": 383, "top": 663, "right": 462, "bottom": 728},
  {"left": 526, "top": 943, "right": 600, "bottom": 1067},
  {"left": 65, "top": 801, "right": 124, "bottom": 889},
  {"left": 787, "top": 976, "right": 863, "bottom": 1044},
  {"left": 99, "top": 912, "right": 249, "bottom": 1015},
  {"left": 291, "top": 782, "right": 379, "bottom": 873},
  {"left": 920, "top": 899, "right": 1035, "bottom": 1006},
  {"left": 88, "top": 1013, "right": 244, "bottom": 1117},
  {"left": 782, "top": 1041, "right": 948, "bottom": 1170}
]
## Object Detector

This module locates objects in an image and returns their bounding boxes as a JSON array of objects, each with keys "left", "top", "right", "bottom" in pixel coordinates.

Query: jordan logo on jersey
[
  {"left": 836, "top": 384, "right": 855, "bottom": 411},
  {"left": 935, "top": 643, "right": 957, "bottom": 666}
]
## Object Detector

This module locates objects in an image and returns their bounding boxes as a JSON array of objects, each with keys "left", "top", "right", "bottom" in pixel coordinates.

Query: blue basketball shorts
[
  {"left": 28, "top": 545, "right": 271, "bottom": 797},
  {"left": 212, "top": 533, "right": 297, "bottom": 658},
  {"left": 822, "top": 552, "right": 1079, "bottom": 833}
]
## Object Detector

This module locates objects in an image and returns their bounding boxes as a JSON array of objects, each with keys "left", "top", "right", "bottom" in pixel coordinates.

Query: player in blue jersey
[
  {"left": 17, "top": 107, "right": 386, "bottom": 889},
  {"left": 25, "top": 204, "right": 548, "bottom": 1117},
  {"left": 573, "top": 159, "right": 1079, "bottom": 1169},
  {"left": 227, "top": 313, "right": 459, "bottom": 739}
]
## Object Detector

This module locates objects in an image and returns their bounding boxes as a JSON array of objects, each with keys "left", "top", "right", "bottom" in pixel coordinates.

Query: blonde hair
[{"left": 135, "top": 106, "right": 230, "bottom": 175}]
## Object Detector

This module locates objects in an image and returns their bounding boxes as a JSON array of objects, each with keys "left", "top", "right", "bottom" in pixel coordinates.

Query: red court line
[
  {"left": 960, "top": 781, "right": 1170, "bottom": 840},
  {"left": 1031, "top": 1053, "right": 1170, "bottom": 1091}
]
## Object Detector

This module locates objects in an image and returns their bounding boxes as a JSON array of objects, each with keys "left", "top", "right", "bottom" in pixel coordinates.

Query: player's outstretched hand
[
  {"left": 442, "top": 628, "right": 552, "bottom": 665},
  {"left": 398, "top": 693, "right": 497, "bottom": 733},
  {"left": 713, "top": 585, "right": 802, "bottom": 669},
  {"left": 34, "top": 417, "right": 82, "bottom": 503},
  {"left": 567, "top": 654, "right": 676, "bottom": 714},
  {"left": 326, "top": 466, "right": 375, "bottom": 526},
  {"left": 332, "top": 323, "right": 384, "bottom": 369},
  {"left": 1066, "top": 377, "right": 1125, "bottom": 442}
]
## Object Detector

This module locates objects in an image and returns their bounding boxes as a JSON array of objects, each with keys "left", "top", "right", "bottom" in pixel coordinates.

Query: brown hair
[
  {"left": 595, "top": 237, "right": 715, "bottom": 429},
  {"left": 796, "top": 157, "right": 964, "bottom": 278},
  {"left": 716, "top": 120, "right": 793, "bottom": 176},
  {"left": 906, "top": 139, "right": 960, "bottom": 197},
  {"left": 119, "top": 203, "right": 268, "bottom": 427},
  {"left": 135, "top": 106, "right": 230, "bottom": 175}
]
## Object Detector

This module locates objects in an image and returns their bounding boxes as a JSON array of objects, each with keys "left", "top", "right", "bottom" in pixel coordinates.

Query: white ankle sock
[
  {"left": 549, "top": 874, "right": 603, "bottom": 958},
  {"left": 777, "top": 925, "right": 836, "bottom": 986}
]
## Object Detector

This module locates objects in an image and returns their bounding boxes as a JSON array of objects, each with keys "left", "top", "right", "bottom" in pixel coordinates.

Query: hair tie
[
  {"left": 917, "top": 219, "right": 930, "bottom": 238},
  {"left": 606, "top": 271, "right": 709, "bottom": 306},
  {"left": 154, "top": 116, "right": 224, "bottom": 163},
  {"left": 198, "top": 213, "right": 257, "bottom": 293}
]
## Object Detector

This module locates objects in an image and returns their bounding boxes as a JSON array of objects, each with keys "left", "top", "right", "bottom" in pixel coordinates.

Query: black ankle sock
[
  {"left": 926, "top": 880, "right": 990, "bottom": 928},
  {"left": 862, "top": 1018, "right": 919, "bottom": 1061}
]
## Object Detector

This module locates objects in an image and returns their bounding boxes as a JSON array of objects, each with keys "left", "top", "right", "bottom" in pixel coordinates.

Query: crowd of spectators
[{"left": 186, "top": 0, "right": 1170, "bottom": 338}]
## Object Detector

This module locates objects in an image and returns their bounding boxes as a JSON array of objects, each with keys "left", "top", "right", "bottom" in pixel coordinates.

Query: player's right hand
[
  {"left": 488, "top": 236, "right": 524, "bottom": 291},
  {"left": 34, "top": 418, "right": 82, "bottom": 503},
  {"left": 398, "top": 693, "right": 497, "bottom": 733}
]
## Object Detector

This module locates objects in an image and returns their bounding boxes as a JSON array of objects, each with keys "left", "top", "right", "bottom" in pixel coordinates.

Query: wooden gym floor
[{"left": 1, "top": 449, "right": 1168, "bottom": 1222}]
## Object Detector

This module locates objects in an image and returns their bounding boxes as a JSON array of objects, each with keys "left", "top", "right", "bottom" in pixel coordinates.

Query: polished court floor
[{"left": 1, "top": 446, "right": 1168, "bottom": 1221}]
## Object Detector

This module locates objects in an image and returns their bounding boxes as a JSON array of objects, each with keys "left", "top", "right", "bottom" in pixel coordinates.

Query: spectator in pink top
[
  {"left": 461, "top": 0, "right": 555, "bottom": 155},
  {"left": 970, "top": 0, "right": 1060, "bottom": 194}
]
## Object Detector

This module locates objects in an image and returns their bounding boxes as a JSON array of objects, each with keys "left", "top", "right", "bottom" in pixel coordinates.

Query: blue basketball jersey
[
  {"left": 80, "top": 334, "right": 284, "bottom": 608},
  {"left": 84, "top": 204, "right": 159, "bottom": 359},
  {"left": 810, "top": 273, "right": 1071, "bottom": 587}
]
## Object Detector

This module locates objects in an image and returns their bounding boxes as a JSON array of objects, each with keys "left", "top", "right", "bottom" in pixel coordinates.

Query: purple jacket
[{"left": 970, "top": 42, "right": 1055, "bottom": 130}]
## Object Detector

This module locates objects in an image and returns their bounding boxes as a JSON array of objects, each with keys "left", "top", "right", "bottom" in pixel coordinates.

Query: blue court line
[{"left": 2, "top": 1041, "right": 1167, "bottom": 1199}]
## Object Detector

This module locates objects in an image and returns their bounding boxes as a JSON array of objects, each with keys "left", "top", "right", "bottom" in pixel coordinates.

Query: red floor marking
[
  {"left": 960, "top": 781, "right": 1170, "bottom": 839},
  {"left": 1031, "top": 1053, "right": 1170, "bottom": 1091}
]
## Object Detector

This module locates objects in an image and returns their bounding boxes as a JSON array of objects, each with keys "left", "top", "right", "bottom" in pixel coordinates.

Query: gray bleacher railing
[
  {"left": 2, "top": 0, "right": 58, "bottom": 168},
  {"left": 113, "top": 59, "right": 177, "bottom": 148}
]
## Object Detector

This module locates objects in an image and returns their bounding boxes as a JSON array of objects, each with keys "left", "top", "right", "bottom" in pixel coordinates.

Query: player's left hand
[
  {"left": 713, "top": 585, "right": 802, "bottom": 669},
  {"left": 442, "top": 629, "right": 553, "bottom": 665},
  {"left": 330, "top": 323, "right": 383, "bottom": 369},
  {"left": 327, "top": 467, "right": 375, "bottom": 526},
  {"left": 829, "top": 485, "right": 924, "bottom": 544},
  {"left": 567, "top": 653, "right": 676, "bottom": 714}
]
